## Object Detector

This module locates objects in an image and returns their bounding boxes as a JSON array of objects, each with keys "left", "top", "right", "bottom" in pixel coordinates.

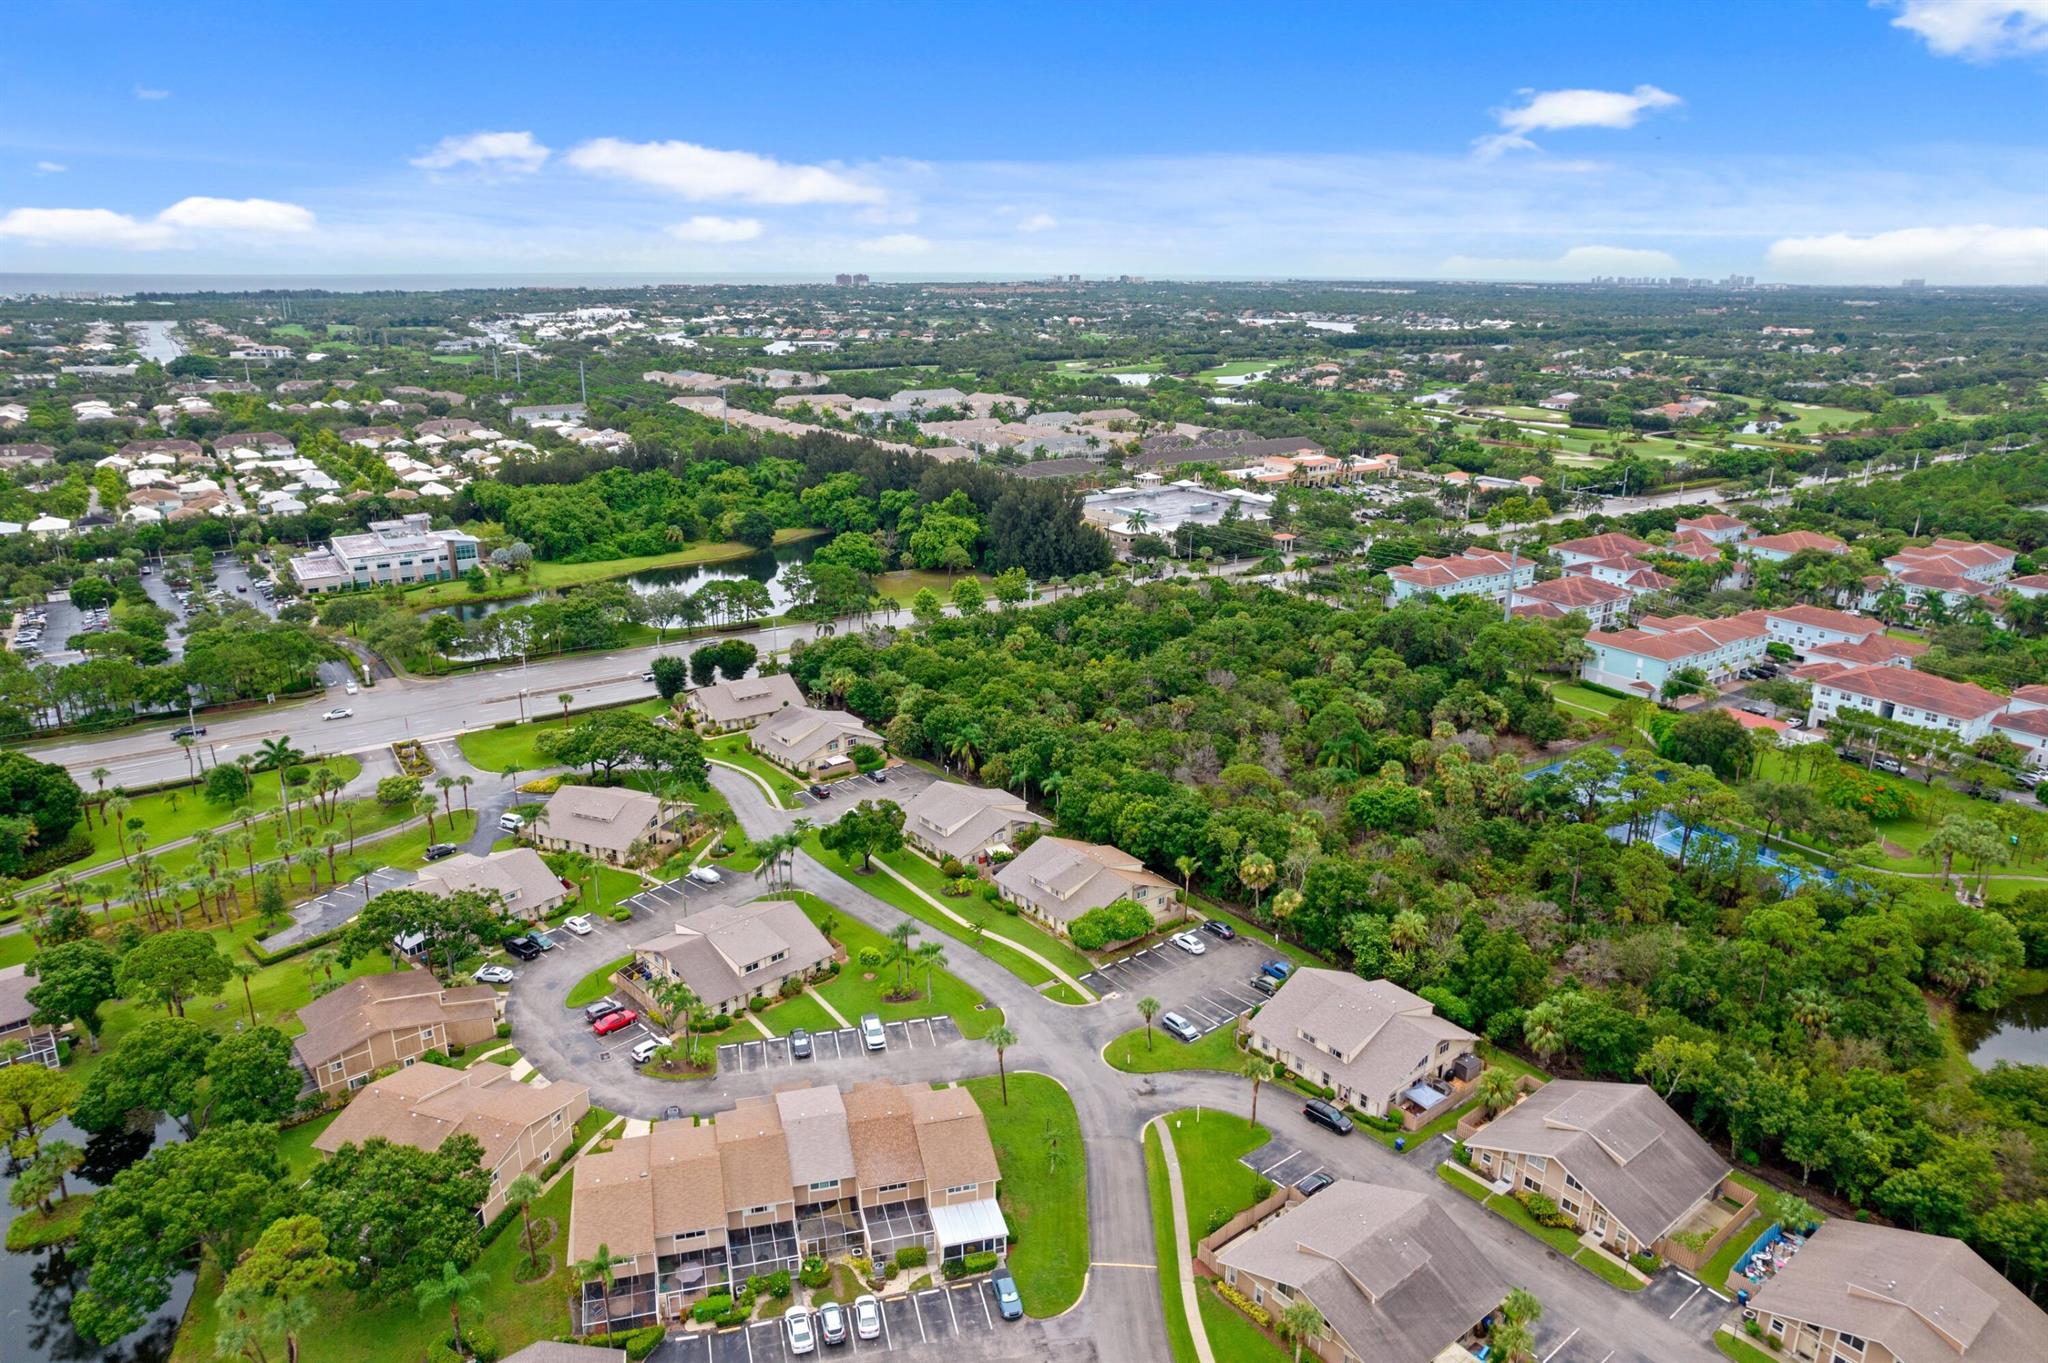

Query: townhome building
[
  {"left": 901, "top": 780, "right": 1049, "bottom": 863},
  {"left": 1551, "top": 532, "right": 1655, "bottom": 569},
  {"left": 1674, "top": 513, "right": 1750, "bottom": 544},
  {"left": 1563, "top": 552, "right": 1677, "bottom": 598},
  {"left": 1883, "top": 537, "right": 2017, "bottom": 584},
  {"left": 625, "top": 899, "right": 835, "bottom": 1016},
  {"left": 1759, "top": 604, "right": 1888, "bottom": 659},
  {"left": 1242, "top": 972, "right": 1480, "bottom": 1124},
  {"left": 412, "top": 848, "right": 570, "bottom": 922},
  {"left": 1386, "top": 547, "right": 1535, "bottom": 602},
  {"left": 748, "top": 705, "right": 884, "bottom": 776},
  {"left": 1507, "top": 574, "right": 1633, "bottom": 626},
  {"left": 1579, "top": 613, "right": 1769, "bottom": 696},
  {"left": 1741, "top": 530, "right": 1847, "bottom": 563},
  {"left": 530, "top": 785, "right": 682, "bottom": 866},
  {"left": 993, "top": 836, "right": 1178, "bottom": 936},
  {"left": 684, "top": 673, "right": 805, "bottom": 734},
  {"left": 291, "top": 972, "right": 500, "bottom": 1095},
  {"left": 1807, "top": 665, "right": 2009, "bottom": 741},
  {"left": 0, "top": 964, "right": 61, "bottom": 1068}
]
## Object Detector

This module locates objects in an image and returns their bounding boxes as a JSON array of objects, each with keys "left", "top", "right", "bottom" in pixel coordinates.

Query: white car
[
  {"left": 473, "top": 964, "right": 514, "bottom": 984},
  {"left": 322, "top": 706, "right": 352, "bottom": 721},
  {"left": 685, "top": 866, "right": 722, "bottom": 886},
  {"left": 783, "top": 1305, "right": 816, "bottom": 1356},
  {"left": 563, "top": 915, "right": 594, "bottom": 935},
  {"left": 344, "top": 681, "right": 359, "bottom": 694},
  {"left": 1171, "top": 931, "right": 1207, "bottom": 956},
  {"left": 852, "top": 1295, "right": 883, "bottom": 1341}
]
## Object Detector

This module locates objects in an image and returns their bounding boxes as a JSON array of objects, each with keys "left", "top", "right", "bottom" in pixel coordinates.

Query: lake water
[
  {"left": 0, "top": 1115, "right": 188, "bottom": 1362},
  {"left": 127, "top": 320, "right": 184, "bottom": 364},
  {"left": 1957, "top": 989, "right": 2048, "bottom": 1069},
  {"left": 427, "top": 538, "right": 820, "bottom": 625}
]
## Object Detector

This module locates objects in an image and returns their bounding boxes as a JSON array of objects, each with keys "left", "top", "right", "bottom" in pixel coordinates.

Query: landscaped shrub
[
  {"left": 1515, "top": 1191, "right": 1576, "bottom": 1229},
  {"left": 943, "top": 877, "right": 975, "bottom": 897},
  {"left": 496, "top": 1021, "right": 513, "bottom": 1039},
  {"left": 1251, "top": 1176, "right": 1274, "bottom": 1202},
  {"left": 800, "top": 1255, "right": 831, "bottom": 1289},
  {"left": 893, "top": 1246, "right": 927, "bottom": 1271},
  {"left": 1067, "top": 898, "right": 1155, "bottom": 950},
  {"left": 747, "top": 1269, "right": 792, "bottom": 1299},
  {"left": 858, "top": 946, "right": 884, "bottom": 969},
  {"left": 1212, "top": 1280, "right": 1270, "bottom": 1328},
  {"left": 939, "top": 856, "right": 968, "bottom": 877},
  {"left": 692, "top": 1295, "right": 734, "bottom": 1323},
  {"left": 462, "top": 1325, "right": 499, "bottom": 1362},
  {"left": 1629, "top": 1252, "right": 1661, "bottom": 1275},
  {"left": 779, "top": 976, "right": 804, "bottom": 999}
]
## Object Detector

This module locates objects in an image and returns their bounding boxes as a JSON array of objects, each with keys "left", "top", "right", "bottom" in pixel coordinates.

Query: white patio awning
[{"left": 930, "top": 1198, "right": 1009, "bottom": 1251}]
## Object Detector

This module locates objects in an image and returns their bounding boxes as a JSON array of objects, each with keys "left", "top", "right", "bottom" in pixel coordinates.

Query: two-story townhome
[
  {"left": 1578, "top": 614, "right": 1769, "bottom": 697},
  {"left": 1884, "top": 537, "right": 2017, "bottom": 584},
  {"left": 1675, "top": 514, "right": 1750, "bottom": 545},
  {"left": 1745, "top": 1220, "right": 2047, "bottom": 1363},
  {"left": 412, "top": 848, "right": 569, "bottom": 922},
  {"left": 748, "top": 705, "right": 884, "bottom": 776},
  {"left": 1464, "top": 1080, "right": 1730, "bottom": 1261},
  {"left": 1759, "top": 604, "right": 1887, "bottom": 660},
  {"left": 291, "top": 972, "right": 500, "bottom": 1095},
  {"left": 1741, "top": 530, "right": 1847, "bottom": 563},
  {"left": 1551, "top": 532, "right": 1655, "bottom": 569},
  {"left": 684, "top": 673, "right": 805, "bottom": 734},
  {"left": 1563, "top": 552, "right": 1677, "bottom": 598},
  {"left": 531, "top": 785, "right": 681, "bottom": 866},
  {"left": 628, "top": 899, "right": 835, "bottom": 1016},
  {"left": 900, "top": 780, "right": 1049, "bottom": 863},
  {"left": 1507, "top": 574, "right": 1633, "bottom": 627},
  {"left": 0, "top": 964, "right": 61, "bottom": 1069},
  {"left": 1241, "top": 972, "right": 1479, "bottom": 1123},
  {"left": 1386, "top": 547, "right": 1536, "bottom": 603},
  {"left": 992, "top": 836, "right": 1178, "bottom": 937},
  {"left": 311, "top": 1063, "right": 590, "bottom": 1223},
  {"left": 1807, "top": 664, "right": 2009, "bottom": 741}
]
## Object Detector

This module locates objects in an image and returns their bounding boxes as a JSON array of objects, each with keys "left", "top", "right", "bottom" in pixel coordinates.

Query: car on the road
[
  {"left": 422, "top": 842, "right": 459, "bottom": 861},
  {"left": 322, "top": 706, "right": 352, "bottom": 721},
  {"left": 1247, "top": 974, "right": 1278, "bottom": 997},
  {"left": 1295, "top": 1171, "right": 1336, "bottom": 1197},
  {"left": 816, "top": 1299, "right": 849, "bottom": 1344},
  {"left": 1160, "top": 1011, "right": 1202, "bottom": 1044},
  {"left": 1260, "top": 959, "right": 1294, "bottom": 982},
  {"left": 789, "top": 1028, "right": 813, "bottom": 1060},
  {"left": 1875, "top": 757, "right": 1908, "bottom": 776},
  {"left": 592, "top": 1008, "right": 639, "bottom": 1036},
  {"left": 852, "top": 1295, "right": 882, "bottom": 1342},
  {"left": 473, "top": 964, "right": 514, "bottom": 984},
  {"left": 171, "top": 724, "right": 206, "bottom": 739},
  {"left": 808, "top": 783, "right": 830, "bottom": 799},
  {"left": 502, "top": 935, "right": 543, "bottom": 961},
  {"left": 1740, "top": 704, "right": 1769, "bottom": 717},
  {"left": 1302, "top": 1098, "right": 1354, "bottom": 1135},
  {"left": 1170, "top": 931, "right": 1207, "bottom": 956},
  {"left": 860, "top": 1013, "right": 887, "bottom": 1051},
  {"left": 640, "top": 670, "right": 656, "bottom": 682},
  {"left": 498, "top": 813, "right": 525, "bottom": 832},
  {"left": 584, "top": 997, "right": 623, "bottom": 1022},
  {"left": 235, "top": 583, "right": 248, "bottom": 593},
  {"left": 1200, "top": 918, "right": 1236, "bottom": 940},
  {"left": 784, "top": 1305, "right": 816, "bottom": 1356},
  {"left": 685, "top": 866, "right": 722, "bottom": 886},
  {"left": 345, "top": 681, "right": 358, "bottom": 694},
  {"left": 993, "top": 1271, "right": 1022, "bottom": 1321},
  {"left": 563, "top": 915, "right": 594, "bottom": 935}
]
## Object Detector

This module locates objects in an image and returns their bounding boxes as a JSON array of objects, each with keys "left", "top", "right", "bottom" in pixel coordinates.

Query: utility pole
[
  {"left": 513, "top": 351, "right": 522, "bottom": 386},
  {"left": 579, "top": 359, "right": 588, "bottom": 406},
  {"left": 492, "top": 349, "right": 500, "bottom": 382}
]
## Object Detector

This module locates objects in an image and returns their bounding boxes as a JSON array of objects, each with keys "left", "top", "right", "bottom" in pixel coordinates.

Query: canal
[{"left": 425, "top": 537, "right": 820, "bottom": 625}]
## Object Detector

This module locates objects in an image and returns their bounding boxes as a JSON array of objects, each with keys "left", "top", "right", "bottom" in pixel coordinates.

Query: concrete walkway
[
  {"left": 707, "top": 756, "right": 786, "bottom": 810},
  {"left": 1148, "top": 1116, "right": 1216, "bottom": 1363},
  {"left": 872, "top": 853, "right": 1097, "bottom": 1003}
]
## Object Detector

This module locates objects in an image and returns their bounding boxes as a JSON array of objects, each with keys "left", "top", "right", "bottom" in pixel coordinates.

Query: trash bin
[{"left": 1395, "top": 1137, "right": 1406, "bottom": 1151}]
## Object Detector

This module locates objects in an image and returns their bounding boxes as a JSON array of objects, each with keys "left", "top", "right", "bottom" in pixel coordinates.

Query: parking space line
[
  {"left": 943, "top": 1285, "right": 959, "bottom": 1332},
  {"left": 742, "top": 1322, "right": 755, "bottom": 1363},
  {"left": 1668, "top": 1284, "right": 1703, "bottom": 1319},
  {"left": 913, "top": 1292, "right": 929, "bottom": 1344},
  {"left": 1540, "top": 1329, "right": 1579, "bottom": 1363},
  {"left": 1261, "top": 1150, "right": 1301, "bottom": 1177},
  {"left": 975, "top": 1282, "right": 993, "bottom": 1329}
]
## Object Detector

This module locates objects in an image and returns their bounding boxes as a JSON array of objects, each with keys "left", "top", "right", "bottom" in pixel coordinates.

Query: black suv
[
  {"left": 1303, "top": 1099, "right": 1354, "bottom": 1136},
  {"left": 172, "top": 724, "right": 206, "bottom": 739},
  {"left": 789, "top": 1028, "right": 814, "bottom": 1060},
  {"left": 422, "top": 843, "right": 459, "bottom": 862},
  {"left": 502, "top": 935, "right": 543, "bottom": 961}
]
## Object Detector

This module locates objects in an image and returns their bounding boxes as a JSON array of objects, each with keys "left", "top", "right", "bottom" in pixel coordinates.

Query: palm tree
[
  {"left": 435, "top": 776, "right": 455, "bottom": 817},
  {"left": 1389, "top": 908, "right": 1429, "bottom": 958},
  {"left": 89, "top": 766, "right": 110, "bottom": 827},
  {"left": 230, "top": 960, "right": 260, "bottom": 1024},
  {"left": 913, "top": 941, "right": 947, "bottom": 1002},
  {"left": 886, "top": 921, "right": 918, "bottom": 994},
  {"left": 456, "top": 774, "right": 474, "bottom": 812},
  {"left": 107, "top": 795, "right": 133, "bottom": 865},
  {"left": 413, "top": 1259, "right": 489, "bottom": 1356},
  {"left": 1137, "top": 995, "right": 1161, "bottom": 1050},
  {"left": 1476, "top": 1067, "right": 1521, "bottom": 1117},
  {"left": 1277, "top": 1300, "right": 1327, "bottom": 1363},
  {"left": 306, "top": 948, "right": 340, "bottom": 985},
  {"left": 1173, "top": 854, "right": 1198, "bottom": 923},
  {"left": 557, "top": 692, "right": 574, "bottom": 719},
  {"left": 986, "top": 1024, "right": 1018, "bottom": 1105},
  {"left": 414, "top": 794, "right": 439, "bottom": 842},
  {"left": 255, "top": 737, "right": 302, "bottom": 833},
  {"left": 1238, "top": 852, "right": 1276, "bottom": 917},
  {"left": 1242, "top": 1055, "right": 1276, "bottom": 1126},
  {"left": 504, "top": 1172, "right": 545, "bottom": 1275},
  {"left": 571, "top": 1242, "right": 623, "bottom": 1336}
]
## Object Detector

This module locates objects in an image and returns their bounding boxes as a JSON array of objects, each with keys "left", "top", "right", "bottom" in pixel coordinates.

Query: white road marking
[
  {"left": 975, "top": 1283, "right": 993, "bottom": 1329},
  {"left": 943, "top": 1285, "right": 959, "bottom": 1333},
  {"left": 1669, "top": 1284, "right": 1703, "bottom": 1319},
  {"left": 1262, "top": 1151, "right": 1301, "bottom": 1176},
  {"left": 913, "top": 1293, "right": 929, "bottom": 1344},
  {"left": 1540, "top": 1328, "right": 1579, "bottom": 1362}
]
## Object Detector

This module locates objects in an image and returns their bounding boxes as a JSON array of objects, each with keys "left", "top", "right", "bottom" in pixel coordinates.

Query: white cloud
[
  {"left": 567, "top": 137, "right": 883, "bottom": 204},
  {"left": 410, "top": 130, "right": 551, "bottom": 173},
  {"left": 155, "top": 196, "right": 315, "bottom": 233},
  {"left": 856, "top": 232, "right": 931, "bottom": 255},
  {"left": 1888, "top": 0, "right": 2048, "bottom": 60},
  {"left": 34, "top": 161, "right": 65, "bottom": 173},
  {"left": 1439, "top": 243, "right": 1679, "bottom": 278},
  {"left": 667, "top": 215, "right": 764, "bottom": 243},
  {"left": 0, "top": 207, "right": 175, "bottom": 248},
  {"left": 133, "top": 85, "right": 170, "bottom": 100},
  {"left": 1016, "top": 212, "right": 1058, "bottom": 233},
  {"left": 1767, "top": 224, "right": 2048, "bottom": 283},
  {"left": 1475, "top": 84, "right": 1680, "bottom": 158}
]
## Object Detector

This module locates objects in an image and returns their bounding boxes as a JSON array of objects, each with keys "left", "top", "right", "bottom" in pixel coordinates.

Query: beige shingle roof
[
  {"left": 688, "top": 673, "right": 804, "bottom": 727},
  {"left": 845, "top": 1080, "right": 925, "bottom": 1189},
  {"left": 1244, "top": 972, "right": 1473, "bottom": 1107},
  {"left": 632, "top": 900, "right": 832, "bottom": 1007},
  {"left": 290, "top": 972, "right": 497, "bottom": 1069},
  {"left": 908, "top": 1086, "right": 999, "bottom": 1192},
  {"left": 312, "top": 1063, "right": 585, "bottom": 1173},
  {"left": 534, "top": 785, "right": 665, "bottom": 856}
]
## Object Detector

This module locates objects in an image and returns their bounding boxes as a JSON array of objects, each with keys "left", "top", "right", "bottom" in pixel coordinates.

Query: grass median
[
  {"left": 964, "top": 1073, "right": 1087, "bottom": 1317},
  {"left": 1104, "top": 1021, "right": 1245, "bottom": 1073},
  {"left": 1142, "top": 1126, "right": 1200, "bottom": 1363}
]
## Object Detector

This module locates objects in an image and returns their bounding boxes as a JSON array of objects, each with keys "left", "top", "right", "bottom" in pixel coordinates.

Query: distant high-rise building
[
  {"left": 834, "top": 273, "right": 853, "bottom": 287},
  {"left": 852, "top": 273, "right": 870, "bottom": 286}
]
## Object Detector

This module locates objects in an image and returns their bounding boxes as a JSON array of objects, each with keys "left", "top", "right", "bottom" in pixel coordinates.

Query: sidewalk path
[
  {"left": 1148, "top": 1117, "right": 1216, "bottom": 1363},
  {"left": 871, "top": 854, "right": 1097, "bottom": 1003}
]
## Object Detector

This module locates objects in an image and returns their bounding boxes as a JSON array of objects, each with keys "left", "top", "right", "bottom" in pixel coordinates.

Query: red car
[{"left": 592, "top": 1009, "right": 639, "bottom": 1036}]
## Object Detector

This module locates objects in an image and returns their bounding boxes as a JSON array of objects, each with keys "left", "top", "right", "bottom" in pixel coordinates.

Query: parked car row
[{"left": 781, "top": 1278, "right": 1019, "bottom": 1354}]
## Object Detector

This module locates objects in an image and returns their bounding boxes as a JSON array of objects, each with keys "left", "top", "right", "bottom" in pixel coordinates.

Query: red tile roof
[
  {"left": 1815, "top": 665, "right": 2007, "bottom": 720},
  {"left": 1765, "top": 604, "right": 1879, "bottom": 638},
  {"left": 1553, "top": 532, "right": 1654, "bottom": 560},
  {"left": 1743, "top": 531, "right": 1846, "bottom": 556},
  {"left": 1676, "top": 514, "right": 1748, "bottom": 533},
  {"left": 1514, "top": 576, "right": 1632, "bottom": 609}
]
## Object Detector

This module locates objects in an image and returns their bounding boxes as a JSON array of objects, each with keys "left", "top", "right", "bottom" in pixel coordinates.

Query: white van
[
  {"left": 497, "top": 812, "right": 524, "bottom": 833},
  {"left": 630, "top": 1035, "right": 668, "bottom": 1065}
]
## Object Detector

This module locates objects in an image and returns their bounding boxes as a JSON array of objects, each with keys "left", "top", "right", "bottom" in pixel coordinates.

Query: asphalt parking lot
[
  {"left": 1638, "top": 1267, "right": 1732, "bottom": 1343},
  {"left": 716, "top": 1015, "right": 965, "bottom": 1074},
  {"left": 1237, "top": 1132, "right": 1335, "bottom": 1195},
  {"left": 652, "top": 1278, "right": 1035, "bottom": 1363},
  {"left": 1080, "top": 929, "right": 1276, "bottom": 1037},
  {"left": 267, "top": 865, "right": 418, "bottom": 948},
  {"left": 624, "top": 876, "right": 724, "bottom": 916}
]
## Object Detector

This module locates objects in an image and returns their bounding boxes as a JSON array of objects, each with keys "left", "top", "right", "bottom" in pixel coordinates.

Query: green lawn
[
  {"left": 1437, "top": 1163, "right": 1646, "bottom": 1289},
  {"left": 5, "top": 1193, "right": 92, "bottom": 1250},
  {"left": 964, "top": 1073, "right": 1087, "bottom": 1317},
  {"left": 1198, "top": 1283, "right": 1292, "bottom": 1363},
  {"left": 564, "top": 954, "right": 633, "bottom": 1009},
  {"left": 278, "top": 1110, "right": 341, "bottom": 1180},
  {"left": 752, "top": 989, "right": 842, "bottom": 1037},
  {"left": 543, "top": 861, "right": 644, "bottom": 920},
  {"left": 1715, "top": 1330, "right": 1782, "bottom": 1363},
  {"left": 781, "top": 891, "right": 1004, "bottom": 1039},
  {"left": 878, "top": 846, "right": 1096, "bottom": 979},
  {"left": 1164, "top": 1109, "right": 1273, "bottom": 1238},
  {"left": 173, "top": 1166, "right": 580, "bottom": 1363},
  {"left": 400, "top": 528, "right": 820, "bottom": 609},
  {"left": 1550, "top": 682, "right": 1624, "bottom": 717},
  {"left": 377, "top": 810, "right": 480, "bottom": 870},
  {"left": 25, "top": 755, "right": 363, "bottom": 891},
  {"left": 1104, "top": 1022, "right": 1245, "bottom": 1074},
  {"left": 457, "top": 698, "right": 671, "bottom": 773},
  {"left": 704, "top": 732, "right": 804, "bottom": 804},
  {"left": 1142, "top": 1126, "right": 1200, "bottom": 1363}
]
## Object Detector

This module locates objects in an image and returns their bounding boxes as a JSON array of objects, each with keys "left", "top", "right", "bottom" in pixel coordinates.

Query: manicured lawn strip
[
  {"left": 398, "top": 529, "right": 818, "bottom": 609},
  {"left": 1142, "top": 1126, "right": 1200, "bottom": 1363},
  {"left": 963, "top": 1073, "right": 1088, "bottom": 1317},
  {"left": 543, "top": 863, "right": 645, "bottom": 920},
  {"left": 375, "top": 810, "right": 480, "bottom": 871},
  {"left": 1042, "top": 983, "right": 1086, "bottom": 1005},
  {"left": 564, "top": 954, "right": 633, "bottom": 1009},
  {"left": 1438, "top": 1161, "right": 1492, "bottom": 1204},
  {"left": 1550, "top": 682, "right": 1624, "bottom": 717},
  {"left": 753, "top": 989, "right": 840, "bottom": 1037},
  {"left": 5, "top": 1193, "right": 93, "bottom": 1250},
  {"left": 1104, "top": 1022, "right": 1244, "bottom": 1074},
  {"left": 1446, "top": 1159, "right": 1652, "bottom": 1283},
  {"left": 881, "top": 847, "right": 1096, "bottom": 980},
  {"left": 1479, "top": 1179, "right": 1583, "bottom": 1254},
  {"left": 1165, "top": 1109, "right": 1272, "bottom": 1235},
  {"left": 24, "top": 755, "right": 364, "bottom": 891},
  {"left": 1574, "top": 1246, "right": 1647, "bottom": 1291},
  {"left": 1715, "top": 1330, "right": 1782, "bottom": 1363},
  {"left": 704, "top": 733, "right": 804, "bottom": 804},
  {"left": 456, "top": 698, "right": 670, "bottom": 773},
  {"left": 278, "top": 1111, "right": 341, "bottom": 1179},
  {"left": 1197, "top": 1284, "right": 1292, "bottom": 1363},
  {"left": 172, "top": 1167, "right": 580, "bottom": 1363},
  {"left": 0, "top": 933, "right": 37, "bottom": 969},
  {"left": 780, "top": 891, "right": 1004, "bottom": 1039},
  {"left": 1701, "top": 1210, "right": 1765, "bottom": 1290}
]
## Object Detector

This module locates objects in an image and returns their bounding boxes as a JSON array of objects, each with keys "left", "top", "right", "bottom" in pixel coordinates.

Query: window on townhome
[
  {"left": 420, "top": 1027, "right": 437, "bottom": 1044},
  {"left": 552, "top": 1111, "right": 563, "bottom": 1127},
  {"left": 329, "top": 1059, "right": 345, "bottom": 1075},
  {"left": 676, "top": 1229, "right": 708, "bottom": 1243},
  {"left": 1523, "top": 1175, "right": 1542, "bottom": 1193},
  {"left": 809, "top": 1180, "right": 839, "bottom": 1192},
  {"left": 875, "top": 1182, "right": 910, "bottom": 1195},
  {"left": 945, "top": 1183, "right": 976, "bottom": 1196},
  {"left": 1526, "top": 1155, "right": 1548, "bottom": 1171},
  {"left": 743, "top": 1204, "right": 773, "bottom": 1216},
  {"left": 1835, "top": 1334, "right": 1864, "bottom": 1356},
  {"left": 1564, "top": 1173, "right": 1583, "bottom": 1191}
]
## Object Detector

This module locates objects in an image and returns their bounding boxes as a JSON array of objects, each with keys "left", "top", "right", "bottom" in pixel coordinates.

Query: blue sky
[{"left": 4, "top": 0, "right": 2048, "bottom": 282}]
